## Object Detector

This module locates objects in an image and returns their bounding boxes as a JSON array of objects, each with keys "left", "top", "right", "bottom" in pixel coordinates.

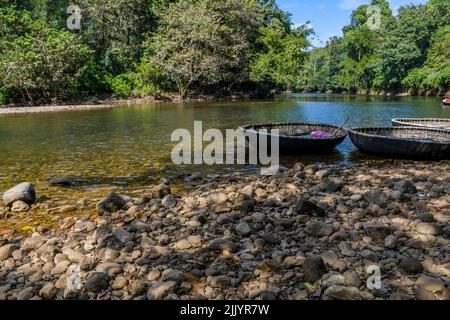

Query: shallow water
[{"left": 0, "top": 94, "right": 448, "bottom": 200}]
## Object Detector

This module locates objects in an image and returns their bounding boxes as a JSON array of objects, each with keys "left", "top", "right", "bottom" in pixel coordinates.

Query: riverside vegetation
[
  {"left": 0, "top": 0, "right": 449, "bottom": 107},
  {"left": 0, "top": 161, "right": 449, "bottom": 300}
]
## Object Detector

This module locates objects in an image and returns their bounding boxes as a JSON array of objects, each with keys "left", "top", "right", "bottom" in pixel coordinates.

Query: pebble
[
  {"left": 96, "top": 192, "right": 127, "bottom": 214},
  {"left": 416, "top": 275, "right": 445, "bottom": 293},
  {"left": 415, "top": 222, "right": 442, "bottom": 236},
  {"left": 1, "top": 161, "right": 449, "bottom": 301},
  {"left": 111, "top": 276, "right": 128, "bottom": 290},
  {"left": 39, "top": 283, "right": 57, "bottom": 300},
  {"left": 395, "top": 180, "right": 416, "bottom": 193},
  {"left": 306, "top": 222, "right": 333, "bottom": 237},
  {"left": 85, "top": 272, "right": 109, "bottom": 293},
  {"left": 384, "top": 235, "right": 397, "bottom": 249},
  {"left": 160, "top": 269, "right": 185, "bottom": 284},
  {"left": 235, "top": 222, "right": 252, "bottom": 237},
  {"left": 0, "top": 244, "right": 19, "bottom": 261},
  {"left": 208, "top": 276, "right": 231, "bottom": 289},
  {"left": 152, "top": 184, "right": 171, "bottom": 199},
  {"left": 147, "top": 281, "right": 177, "bottom": 300},
  {"left": 51, "top": 261, "right": 70, "bottom": 275},
  {"left": 324, "top": 286, "right": 361, "bottom": 300},
  {"left": 96, "top": 262, "right": 122, "bottom": 276},
  {"left": 303, "top": 256, "right": 327, "bottom": 283},
  {"left": 17, "top": 287, "right": 34, "bottom": 300},
  {"left": 113, "top": 228, "right": 135, "bottom": 243},
  {"left": 162, "top": 194, "right": 176, "bottom": 208},
  {"left": 130, "top": 280, "right": 146, "bottom": 296},
  {"left": 295, "top": 200, "right": 325, "bottom": 217},
  {"left": 11, "top": 200, "right": 30, "bottom": 212},
  {"left": 207, "top": 192, "right": 228, "bottom": 204},
  {"left": 147, "top": 270, "right": 161, "bottom": 282},
  {"left": 399, "top": 258, "right": 424, "bottom": 274},
  {"left": 322, "top": 251, "right": 347, "bottom": 271},
  {"left": 175, "top": 239, "right": 192, "bottom": 250}
]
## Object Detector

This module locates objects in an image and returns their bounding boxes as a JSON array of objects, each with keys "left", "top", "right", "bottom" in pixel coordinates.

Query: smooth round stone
[
  {"left": 399, "top": 258, "right": 423, "bottom": 274},
  {"left": 85, "top": 272, "right": 109, "bottom": 293},
  {"left": 415, "top": 222, "right": 442, "bottom": 236},
  {"left": 235, "top": 222, "right": 252, "bottom": 237},
  {"left": 11, "top": 200, "right": 30, "bottom": 212},
  {"left": 111, "top": 276, "right": 128, "bottom": 290}
]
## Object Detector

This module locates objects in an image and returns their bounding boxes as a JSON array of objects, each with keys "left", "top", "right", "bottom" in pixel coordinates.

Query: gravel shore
[
  {"left": 0, "top": 104, "right": 122, "bottom": 114},
  {"left": 0, "top": 161, "right": 449, "bottom": 300}
]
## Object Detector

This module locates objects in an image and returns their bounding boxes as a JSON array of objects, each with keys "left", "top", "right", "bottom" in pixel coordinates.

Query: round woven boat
[
  {"left": 392, "top": 118, "right": 450, "bottom": 130},
  {"left": 239, "top": 122, "right": 348, "bottom": 154},
  {"left": 349, "top": 127, "right": 450, "bottom": 159}
]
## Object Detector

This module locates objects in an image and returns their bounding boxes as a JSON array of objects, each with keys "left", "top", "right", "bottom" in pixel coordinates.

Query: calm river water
[{"left": 0, "top": 94, "right": 448, "bottom": 202}]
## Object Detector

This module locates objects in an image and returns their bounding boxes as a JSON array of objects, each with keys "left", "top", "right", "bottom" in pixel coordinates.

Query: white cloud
[{"left": 338, "top": 0, "right": 366, "bottom": 10}]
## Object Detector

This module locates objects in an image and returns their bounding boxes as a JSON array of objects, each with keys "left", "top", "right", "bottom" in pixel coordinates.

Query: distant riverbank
[
  {"left": 2, "top": 90, "right": 448, "bottom": 115},
  {"left": 300, "top": 90, "right": 449, "bottom": 98},
  {"left": 0, "top": 92, "right": 272, "bottom": 114}
]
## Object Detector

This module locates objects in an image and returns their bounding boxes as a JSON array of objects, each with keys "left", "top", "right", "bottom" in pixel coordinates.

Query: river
[{"left": 0, "top": 94, "right": 448, "bottom": 207}]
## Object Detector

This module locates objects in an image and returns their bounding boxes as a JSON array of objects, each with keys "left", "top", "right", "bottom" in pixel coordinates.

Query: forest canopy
[
  {"left": 301, "top": 0, "right": 450, "bottom": 95},
  {"left": 0, "top": 0, "right": 448, "bottom": 105}
]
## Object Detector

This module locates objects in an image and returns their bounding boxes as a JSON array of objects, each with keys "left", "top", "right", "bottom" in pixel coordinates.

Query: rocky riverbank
[{"left": 0, "top": 161, "right": 449, "bottom": 300}]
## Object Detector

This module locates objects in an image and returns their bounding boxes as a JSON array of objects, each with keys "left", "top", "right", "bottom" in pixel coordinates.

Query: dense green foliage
[
  {"left": 0, "top": 0, "right": 310, "bottom": 104},
  {"left": 301, "top": 0, "right": 449, "bottom": 95},
  {"left": 0, "top": 6, "right": 91, "bottom": 104},
  {"left": 0, "top": 0, "right": 448, "bottom": 105}
]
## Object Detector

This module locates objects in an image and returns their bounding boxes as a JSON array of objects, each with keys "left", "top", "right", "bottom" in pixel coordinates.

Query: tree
[
  {"left": 402, "top": 26, "right": 450, "bottom": 93},
  {"left": 250, "top": 19, "right": 312, "bottom": 90},
  {"left": 375, "top": 4, "right": 433, "bottom": 90},
  {"left": 258, "top": 0, "right": 292, "bottom": 32},
  {"left": 78, "top": 0, "right": 164, "bottom": 75},
  {"left": 148, "top": 0, "right": 262, "bottom": 97},
  {"left": 0, "top": 7, "right": 92, "bottom": 104}
]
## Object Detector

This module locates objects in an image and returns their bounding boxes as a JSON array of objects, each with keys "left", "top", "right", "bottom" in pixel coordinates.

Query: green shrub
[
  {"left": 402, "top": 68, "right": 428, "bottom": 90},
  {"left": 75, "top": 60, "right": 111, "bottom": 95},
  {"left": 110, "top": 71, "right": 158, "bottom": 99},
  {"left": 110, "top": 73, "right": 135, "bottom": 98}
]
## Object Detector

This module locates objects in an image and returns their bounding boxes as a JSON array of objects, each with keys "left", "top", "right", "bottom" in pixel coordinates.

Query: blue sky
[{"left": 276, "top": 0, "right": 428, "bottom": 47}]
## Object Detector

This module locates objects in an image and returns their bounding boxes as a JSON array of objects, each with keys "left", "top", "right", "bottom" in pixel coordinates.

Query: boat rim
[
  {"left": 239, "top": 122, "right": 348, "bottom": 140},
  {"left": 392, "top": 117, "right": 450, "bottom": 128},
  {"left": 349, "top": 126, "right": 450, "bottom": 145}
]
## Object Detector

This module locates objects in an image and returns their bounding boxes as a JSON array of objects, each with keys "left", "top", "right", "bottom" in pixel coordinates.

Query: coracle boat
[
  {"left": 349, "top": 127, "right": 450, "bottom": 159},
  {"left": 392, "top": 118, "right": 450, "bottom": 130},
  {"left": 239, "top": 122, "right": 348, "bottom": 154},
  {"left": 442, "top": 99, "right": 450, "bottom": 106}
]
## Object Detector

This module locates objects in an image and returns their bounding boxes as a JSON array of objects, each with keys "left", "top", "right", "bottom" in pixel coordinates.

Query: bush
[
  {"left": 402, "top": 68, "right": 428, "bottom": 90},
  {"left": 110, "top": 71, "right": 157, "bottom": 99},
  {"left": 110, "top": 73, "right": 134, "bottom": 98},
  {"left": 75, "top": 60, "right": 111, "bottom": 95}
]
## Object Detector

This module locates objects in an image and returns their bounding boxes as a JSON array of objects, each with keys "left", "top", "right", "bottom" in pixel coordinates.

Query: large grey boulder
[{"left": 2, "top": 182, "right": 36, "bottom": 206}]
